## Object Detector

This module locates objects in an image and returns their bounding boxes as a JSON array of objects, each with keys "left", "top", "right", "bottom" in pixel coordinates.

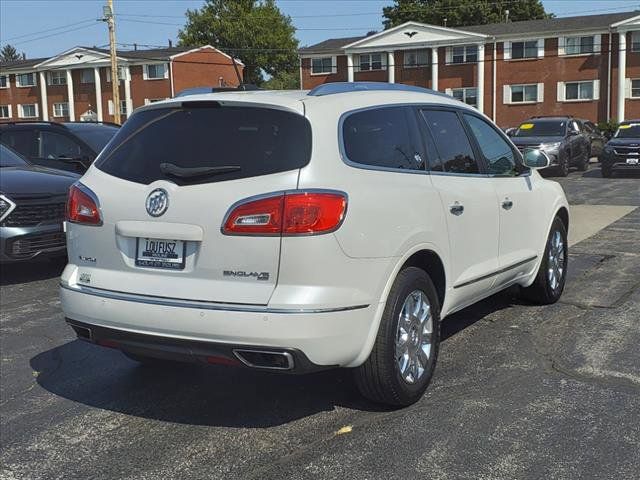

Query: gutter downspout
[
  {"left": 299, "top": 56, "right": 303, "bottom": 90},
  {"left": 169, "top": 61, "right": 175, "bottom": 98},
  {"left": 492, "top": 37, "right": 497, "bottom": 123},
  {"left": 607, "top": 27, "right": 612, "bottom": 121}
]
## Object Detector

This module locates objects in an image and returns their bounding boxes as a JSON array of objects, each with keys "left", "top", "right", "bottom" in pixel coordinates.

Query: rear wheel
[
  {"left": 521, "top": 216, "right": 568, "bottom": 304},
  {"left": 578, "top": 149, "right": 590, "bottom": 171},
  {"left": 354, "top": 267, "right": 440, "bottom": 406}
]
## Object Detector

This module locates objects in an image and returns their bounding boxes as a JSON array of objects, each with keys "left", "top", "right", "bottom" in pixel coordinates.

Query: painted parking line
[{"left": 568, "top": 205, "right": 637, "bottom": 246}]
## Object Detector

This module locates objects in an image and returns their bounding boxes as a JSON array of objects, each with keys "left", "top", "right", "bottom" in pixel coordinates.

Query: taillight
[
  {"left": 222, "top": 190, "right": 347, "bottom": 236},
  {"left": 66, "top": 184, "right": 102, "bottom": 226}
]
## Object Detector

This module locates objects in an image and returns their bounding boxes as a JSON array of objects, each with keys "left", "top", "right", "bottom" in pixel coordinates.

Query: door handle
[
  {"left": 502, "top": 199, "right": 513, "bottom": 210},
  {"left": 449, "top": 203, "right": 464, "bottom": 216}
]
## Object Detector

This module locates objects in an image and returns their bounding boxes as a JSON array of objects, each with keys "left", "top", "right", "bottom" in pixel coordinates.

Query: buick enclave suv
[{"left": 61, "top": 83, "right": 569, "bottom": 406}]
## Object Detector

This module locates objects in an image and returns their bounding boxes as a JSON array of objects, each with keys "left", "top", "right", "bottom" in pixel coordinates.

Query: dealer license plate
[
  {"left": 626, "top": 158, "right": 639, "bottom": 165},
  {"left": 135, "top": 238, "right": 186, "bottom": 270}
]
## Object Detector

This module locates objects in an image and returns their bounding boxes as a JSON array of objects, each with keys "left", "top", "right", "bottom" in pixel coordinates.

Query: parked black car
[
  {"left": 599, "top": 120, "right": 640, "bottom": 177},
  {"left": 0, "top": 144, "right": 79, "bottom": 263},
  {"left": 509, "top": 116, "right": 591, "bottom": 176},
  {"left": 0, "top": 121, "right": 119, "bottom": 174}
]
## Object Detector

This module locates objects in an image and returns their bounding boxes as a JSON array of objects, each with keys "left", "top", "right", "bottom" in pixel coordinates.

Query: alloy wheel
[
  {"left": 547, "top": 230, "right": 565, "bottom": 292},
  {"left": 395, "top": 290, "right": 433, "bottom": 384}
]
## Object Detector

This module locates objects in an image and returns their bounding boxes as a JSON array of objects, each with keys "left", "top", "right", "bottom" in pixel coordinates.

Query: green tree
[
  {"left": 0, "top": 44, "right": 22, "bottom": 62},
  {"left": 263, "top": 70, "right": 300, "bottom": 90},
  {"left": 178, "top": 0, "right": 298, "bottom": 86},
  {"left": 383, "top": 0, "right": 551, "bottom": 29}
]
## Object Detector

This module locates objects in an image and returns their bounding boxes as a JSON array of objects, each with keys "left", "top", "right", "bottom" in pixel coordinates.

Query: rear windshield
[
  {"left": 614, "top": 123, "right": 640, "bottom": 139},
  {"left": 65, "top": 124, "right": 119, "bottom": 153},
  {"left": 514, "top": 121, "right": 566, "bottom": 137},
  {"left": 95, "top": 104, "right": 312, "bottom": 185}
]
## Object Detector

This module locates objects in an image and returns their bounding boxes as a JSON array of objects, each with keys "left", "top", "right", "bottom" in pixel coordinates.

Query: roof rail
[
  {"left": 307, "top": 82, "right": 441, "bottom": 97},
  {"left": 175, "top": 84, "right": 261, "bottom": 98},
  {"left": 530, "top": 115, "right": 574, "bottom": 119}
]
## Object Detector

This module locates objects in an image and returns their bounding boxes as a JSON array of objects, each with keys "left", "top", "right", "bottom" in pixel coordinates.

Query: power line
[
  {"left": 2, "top": 18, "right": 97, "bottom": 43},
  {"left": 11, "top": 23, "right": 102, "bottom": 46},
  {"left": 118, "top": 18, "right": 380, "bottom": 31}
]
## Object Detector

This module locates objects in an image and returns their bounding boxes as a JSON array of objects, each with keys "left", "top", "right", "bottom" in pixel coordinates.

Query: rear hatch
[{"left": 68, "top": 99, "right": 311, "bottom": 305}]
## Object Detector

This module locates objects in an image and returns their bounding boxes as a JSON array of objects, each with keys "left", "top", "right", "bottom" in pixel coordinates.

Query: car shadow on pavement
[
  {"left": 29, "top": 290, "right": 525, "bottom": 427},
  {"left": 0, "top": 257, "right": 66, "bottom": 286}
]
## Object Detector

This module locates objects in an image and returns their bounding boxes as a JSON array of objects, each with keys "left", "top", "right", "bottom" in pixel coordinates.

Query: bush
[{"left": 597, "top": 119, "right": 619, "bottom": 139}]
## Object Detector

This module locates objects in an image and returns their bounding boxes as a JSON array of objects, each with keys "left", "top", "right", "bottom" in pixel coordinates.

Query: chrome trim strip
[
  {"left": 0, "top": 194, "right": 17, "bottom": 223},
  {"left": 60, "top": 283, "right": 369, "bottom": 314},
  {"left": 453, "top": 255, "right": 538, "bottom": 289}
]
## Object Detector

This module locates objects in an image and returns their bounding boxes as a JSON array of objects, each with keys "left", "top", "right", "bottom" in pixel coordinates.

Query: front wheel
[
  {"left": 354, "top": 267, "right": 440, "bottom": 406},
  {"left": 558, "top": 157, "right": 570, "bottom": 177},
  {"left": 578, "top": 150, "right": 590, "bottom": 171},
  {"left": 521, "top": 216, "right": 568, "bottom": 304}
]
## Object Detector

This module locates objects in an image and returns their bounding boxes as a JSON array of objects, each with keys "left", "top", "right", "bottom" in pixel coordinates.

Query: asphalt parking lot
[{"left": 1, "top": 165, "right": 639, "bottom": 480}]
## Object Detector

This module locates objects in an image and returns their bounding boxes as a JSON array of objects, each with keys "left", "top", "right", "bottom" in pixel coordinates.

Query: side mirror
[{"left": 523, "top": 149, "right": 550, "bottom": 170}]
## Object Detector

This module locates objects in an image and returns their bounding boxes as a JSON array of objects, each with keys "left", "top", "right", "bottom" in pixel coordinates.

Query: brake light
[
  {"left": 222, "top": 191, "right": 347, "bottom": 236},
  {"left": 66, "top": 184, "right": 102, "bottom": 225}
]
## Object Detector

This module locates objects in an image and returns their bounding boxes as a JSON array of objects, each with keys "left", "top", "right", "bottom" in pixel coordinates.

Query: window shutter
[
  {"left": 503, "top": 84, "right": 511, "bottom": 104},
  {"left": 380, "top": 52, "right": 387, "bottom": 69},
  {"left": 593, "top": 80, "right": 600, "bottom": 100},
  {"left": 108, "top": 100, "right": 114, "bottom": 115},
  {"left": 17, "top": 104, "right": 22, "bottom": 118},
  {"left": 331, "top": 56, "right": 337, "bottom": 74},
  {"left": 142, "top": 65, "right": 148, "bottom": 80},
  {"left": 445, "top": 47, "right": 452, "bottom": 64},
  {"left": 557, "top": 82, "right": 565, "bottom": 102},
  {"left": 537, "top": 39, "right": 545, "bottom": 58},
  {"left": 144, "top": 98, "right": 150, "bottom": 106},
  {"left": 34, "top": 103, "right": 39, "bottom": 117},
  {"left": 127, "top": 98, "right": 133, "bottom": 113},
  {"left": 445, "top": 88, "right": 453, "bottom": 96},
  {"left": 163, "top": 63, "right": 169, "bottom": 79},
  {"left": 537, "top": 83, "right": 544, "bottom": 102},
  {"left": 558, "top": 37, "right": 565, "bottom": 56},
  {"left": 504, "top": 42, "right": 511, "bottom": 60},
  {"left": 354, "top": 55, "right": 360, "bottom": 73},
  {"left": 594, "top": 34, "right": 601, "bottom": 54},
  {"left": 625, "top": 78, "right": 632, "bottom": 98}
]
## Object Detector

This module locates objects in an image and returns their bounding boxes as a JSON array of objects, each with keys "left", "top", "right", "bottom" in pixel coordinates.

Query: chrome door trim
[{"left": 453, "top": 255, "right": 537, "bottom": 289}]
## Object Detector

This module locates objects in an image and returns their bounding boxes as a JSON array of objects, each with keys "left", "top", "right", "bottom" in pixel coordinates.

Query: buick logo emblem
[{"left": 145, "top": 188, "right": 169, "bottom": 217}]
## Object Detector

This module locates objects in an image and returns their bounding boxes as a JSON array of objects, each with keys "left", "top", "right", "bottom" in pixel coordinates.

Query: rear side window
[
  {"left": 420, "top": 110, "right": 480, "bottom": 174},
  {"left": 0, "top": 130, "right": 38, "bottom": 159},
  {"left": 342, "top": 106, "right": 425, "bottom": 171},
  {"left": 96, "top": 104, "right": 312, "bottom": 185}
]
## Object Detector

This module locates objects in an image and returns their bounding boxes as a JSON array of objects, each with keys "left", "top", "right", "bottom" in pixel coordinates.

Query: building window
[
  {"left": 632, "top": 32, "right": 640, "bottom": 52},
  {"left": 18, "top": 104, "right": 38, "bottom": 118},
  {"left": 16, "top": 73, "right": 36, "bottom": 87},
  {"left": 631, "top": 79, "right": 640, "bottom": 98},
  {"left": 446, "top": 87, "right": 477, "bottom": 107},
  {"left": 0, "top": 75, "right": 8, "bottom": 88},
  {"left": 564, "top": 36, "right": 595, "bottom": 55},
  {"left": 106, "top": 66, "right": 128, "bottom": 83},
  {"left": 509, "top": 84, "right": 540, "bottom": 103},
  {"left": 510, "top": 40, "right": 538, "bottom": 59},
  {"left": 450, "top": 45, "right": 478, "bottom": 64},
  {"left": 310, "top": 57, "right": 334, "bottom": 74},
  {"left": 80, "top": 69, "right": 95, "bottom": 84},
  {"left": 53, "top": 102, "right": 69, "bottom": 117},
  {"left": 0, "top": 105, "right": 10, "bottom": 119},
  {"left": 358, "top": 53, "right": 383, "bottom": 71},
  {"left": 144, "top": 63, "right": 167, "bottom": 80},
  {"left": 48, "top": 71, "right": 67, "bottom": 85},
  {"left": 403, "top": 49, "right": 429, "bottom": 68},
  {"left": 561, "top": 80, "right": 598, "bottom": 101},
  {"left": 120, "top": 100, "right": 128, "bottom": 115}
]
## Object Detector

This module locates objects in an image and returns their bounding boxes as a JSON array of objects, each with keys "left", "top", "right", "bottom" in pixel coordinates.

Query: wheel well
[
  {"left": 402, "top": 250, "right": 446, "bottom": 308},
  {"left": 557, "top": 206, "right": 569, "bottom": 232}
]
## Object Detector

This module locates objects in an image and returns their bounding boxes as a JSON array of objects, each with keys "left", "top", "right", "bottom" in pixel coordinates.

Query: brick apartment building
[
  {"left": 299, "top": 11, "right": 640, "bottom": 127},
  {"left": 0, "top": 45, "right": 243, "bottom": 124}
]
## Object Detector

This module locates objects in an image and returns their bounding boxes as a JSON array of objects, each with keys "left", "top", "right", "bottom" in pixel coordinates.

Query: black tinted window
[
  {"left": 0, "top": 130, "right": 37, "bottom": 158},
  {"left": 65, "top": 124, "right": 118, "bottom": 152},
  {"left": 420, "top": 110, "right": 480, "bottom": 174},
  {"left": 342, "top": 106, "right": 425, "bottom": 171},
  {"left": 41, "top": 132, "right": 82, "bottom": 159},
  {"left": 464, "top": 114, "right": 517, "bottom": 176},
  {"left": 96, "top": 105, "right": 312, "bottom": 185},
  {"left": 0, "top": 144, "right": 28, "bottom": 167}
]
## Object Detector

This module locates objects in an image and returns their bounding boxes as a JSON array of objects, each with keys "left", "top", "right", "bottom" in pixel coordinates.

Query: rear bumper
[{"left": 60, "top": 283, "right": 380, "bottom": 368}]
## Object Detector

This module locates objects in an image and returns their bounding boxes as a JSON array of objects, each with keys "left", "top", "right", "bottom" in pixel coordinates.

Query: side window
[
  {"left": 463, "top": 114, "right": 517, "bottom": 176},
  {"left": 420, "top": 109, "right": 480, "bottom": 174},
  {"left": 39, "top": 131, "right": 82, "bottom": 159},
  {"left": 0, "top": 130, "right": 38, "bottom": 158},
  {"left": 342, "top": 106, "right": 425, "bottom": 171}
]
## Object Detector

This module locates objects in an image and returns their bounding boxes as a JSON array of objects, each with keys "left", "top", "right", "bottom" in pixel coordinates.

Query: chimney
[{"left": 168, "top": 39, "right": 173, "bottom": 48}]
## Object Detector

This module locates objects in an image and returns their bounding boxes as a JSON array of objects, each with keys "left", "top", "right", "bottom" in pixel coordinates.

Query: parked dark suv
[
  {"left": 509, "top": 116, "right": 591, "bottom": 176},
  {"left": 599, "top": 120, "right": 640, "bottom": 177},
  {"left": 0, "top": 122, "right": 119, "bottom": 174}
]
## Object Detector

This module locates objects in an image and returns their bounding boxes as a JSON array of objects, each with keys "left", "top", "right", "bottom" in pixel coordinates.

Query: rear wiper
[{"left": 159, "top": 162, "right": 241, "bottom": 179}]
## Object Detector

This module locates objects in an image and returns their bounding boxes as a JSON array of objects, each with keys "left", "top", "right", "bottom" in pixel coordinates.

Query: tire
[
  {"left": 521, "top": 216, "right": 568, "bottom": 305},
  {"left": 557, "top": 157, "right": 570, "bottom": 177},
  {"left": 354, "top": 267, "right": 440, "bottom": 406},
  {"left": 601, "top": 165, "right": 612, "bottom": 178},
  {"left": 578, "top": 150, "right": 590, "bottom": 171}
]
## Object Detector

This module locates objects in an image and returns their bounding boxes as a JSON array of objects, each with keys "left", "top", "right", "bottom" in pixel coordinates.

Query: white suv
[{"left": 61, "top": 82, "right": 569, "bottom": 406}]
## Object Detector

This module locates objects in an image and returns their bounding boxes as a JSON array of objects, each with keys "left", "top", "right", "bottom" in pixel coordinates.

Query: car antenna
[{"left": 230, "top": 54, "right": 245, "bottom": 91}]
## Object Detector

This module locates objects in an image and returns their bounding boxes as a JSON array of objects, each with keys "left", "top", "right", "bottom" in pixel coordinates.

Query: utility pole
[{"left": 102, "top": 0, "right": 121, "bottom": 124}]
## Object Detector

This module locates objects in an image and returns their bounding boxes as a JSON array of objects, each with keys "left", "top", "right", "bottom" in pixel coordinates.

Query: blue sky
[{"left": 1, "top": 0, "right": 638, "bottom": 59}]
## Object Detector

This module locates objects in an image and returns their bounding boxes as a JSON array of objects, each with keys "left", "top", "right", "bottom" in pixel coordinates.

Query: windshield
[
  {"left": 65, "top": 124, "right": 119, "bottom": 152},
  {"left": 0, "top": 144, "right": 28, "bottom": 167},
  {"left": 514, "top": 121, "right": 566, "bottom": 137},
  {"left": 614, "top": 123, "right": 640, "bottom": 139},
  {"left": 96, "top": 104, "right": 312, "bottom": 186}
]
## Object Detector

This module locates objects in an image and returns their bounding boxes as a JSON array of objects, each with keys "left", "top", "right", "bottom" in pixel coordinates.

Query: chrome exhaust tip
[{"left": 233, "top": 349, "right": 295, "bottom": 371}]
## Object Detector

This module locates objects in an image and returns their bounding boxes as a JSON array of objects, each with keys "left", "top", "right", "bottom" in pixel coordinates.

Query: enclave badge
[{"left": 146, "top": 188, "right": 169, "bottom": 217}]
